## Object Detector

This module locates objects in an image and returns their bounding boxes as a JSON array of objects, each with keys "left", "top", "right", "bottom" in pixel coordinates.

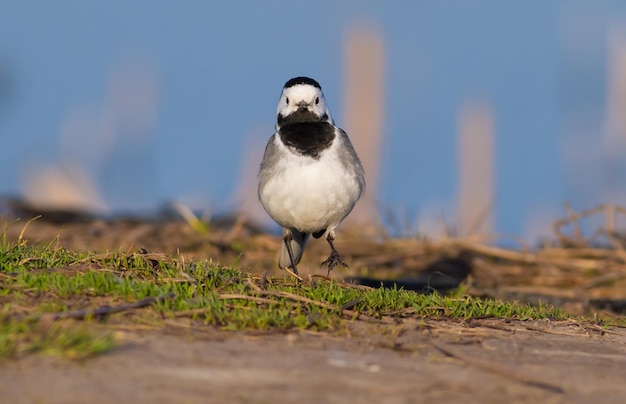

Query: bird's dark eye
[
  {"left": 286, "top": 97, "right": 289, "bottom": 105},
  {"left": 315, "top": 97, "right": 320, "bottom": 105}
]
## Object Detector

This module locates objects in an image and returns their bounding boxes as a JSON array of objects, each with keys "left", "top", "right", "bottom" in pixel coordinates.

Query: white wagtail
[{"left": 258, "top": 77, "right": 365, "bottom": 276}]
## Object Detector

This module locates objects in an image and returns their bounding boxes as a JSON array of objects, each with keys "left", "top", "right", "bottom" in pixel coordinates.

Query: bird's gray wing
[
  {"left": 258, "top": 133, "right": 282, "bottom": 197},
  {"left": 336, "top": 128, "right": 366, "bottom": 195}
]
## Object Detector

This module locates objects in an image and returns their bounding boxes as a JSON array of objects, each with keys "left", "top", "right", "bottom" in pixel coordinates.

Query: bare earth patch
[{"left": 2, "top": 319, "right": 626, "bottom": 403}]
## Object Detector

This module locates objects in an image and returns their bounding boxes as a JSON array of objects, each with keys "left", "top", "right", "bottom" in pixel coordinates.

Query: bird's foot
[{"left": 320, "top": 249, "right": 349, "bottom": 276}]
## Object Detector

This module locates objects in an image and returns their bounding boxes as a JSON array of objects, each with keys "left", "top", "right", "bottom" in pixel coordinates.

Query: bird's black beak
[{"left": 296, "top": 101, "right": 309, "bottom": 110}]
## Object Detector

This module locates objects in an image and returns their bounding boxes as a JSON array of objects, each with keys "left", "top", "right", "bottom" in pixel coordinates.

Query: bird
[{"left": 258, "top": 76, "right": 365, "bottom": 277}]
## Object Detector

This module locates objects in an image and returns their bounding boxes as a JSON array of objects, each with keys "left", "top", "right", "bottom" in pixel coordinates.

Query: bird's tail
[{"left": 279, "top": 230, "right": 309, "bottom": 269}]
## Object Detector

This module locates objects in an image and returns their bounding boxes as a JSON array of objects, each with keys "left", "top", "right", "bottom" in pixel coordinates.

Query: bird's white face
[{"left": 276, "top": 83, "right": 334, "bottom": 126}]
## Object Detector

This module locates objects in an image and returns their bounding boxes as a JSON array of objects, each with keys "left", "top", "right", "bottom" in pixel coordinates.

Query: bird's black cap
[{"left": 284, "top": 76, "right": 321, "bottom": 89}]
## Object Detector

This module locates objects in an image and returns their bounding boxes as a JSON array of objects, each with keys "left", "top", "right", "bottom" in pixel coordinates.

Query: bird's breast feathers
[{"left": 259, "top": 131, "right": 363, "bottom": 233}]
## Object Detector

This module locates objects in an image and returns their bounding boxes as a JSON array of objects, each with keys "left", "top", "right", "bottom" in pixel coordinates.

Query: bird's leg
[
  {"left": 320, "top": 233, "right": 349, "bottom": 276},
  {"left": 283, "top": 228, "right": 299, "bottom": 275}
]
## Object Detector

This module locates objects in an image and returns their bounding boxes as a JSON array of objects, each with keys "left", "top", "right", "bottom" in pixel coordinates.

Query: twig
[
  {"left": 173, "top": 294, "right": 280, "bottom": 318},
  {"left": 18, "top": 215, "right": 42, "bottom": 245},
  {"left": 552, "top": 204, "right": 626, "bottom": 245},
  {"left": 582, "top": 322, "right": 626, "bottom": 336},
  {"left": 342, "top": 310, "right": 396, "bottom": 323},
  {"left": 311, "top": 274, "right": 332, "bottom": 282},
  {"left": 218, "top": 293, "right": 279, "bottom": 305},
  {"left": 283, "top": 268, "right": 303, "bottom": 281},
  {"left": 40, "top": 293, "right": 176, "bottom": 321},
  {"left": 450, "top": 240, "right": 537, "bottom": 264},
  {"left": 246, "top": 278, "right": 262, "bottom": 292},
  {"left": 174, "top": 308, "right": 217, "bottom": 318},
  {"left": 255, "top": 290, "right": 338, "bottom": 310},
  {"left": 582, "top": 272, "right": 626, "bottom": 290},
  {"left": 565, "top": 202, "right": 584, "bottom": 246},
  {"left": 310, "top": 275, "right": 375, "bottom": 291},
  {"left": 430, "top": 340, "right": 564, "bottom": 394},
  {"left": 340, "top": 298, "right": 362, "bottom": 311},
  {"left": 0, "top": 283, "right": 28, "bottom": 290}
]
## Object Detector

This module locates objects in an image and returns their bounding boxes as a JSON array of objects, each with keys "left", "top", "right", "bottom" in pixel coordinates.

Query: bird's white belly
[{"left": 260, "top": 153, "right": 361, "bottom": 233}]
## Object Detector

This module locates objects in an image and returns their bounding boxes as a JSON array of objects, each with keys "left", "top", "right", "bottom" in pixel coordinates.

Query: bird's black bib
[{"left": 279, "top": 121, "right": 335, "bottom": 159}]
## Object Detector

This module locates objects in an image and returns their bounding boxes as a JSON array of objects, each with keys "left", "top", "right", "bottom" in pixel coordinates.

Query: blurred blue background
[{"left": 1, "top": 1, "right": 626, "bottom": 240}]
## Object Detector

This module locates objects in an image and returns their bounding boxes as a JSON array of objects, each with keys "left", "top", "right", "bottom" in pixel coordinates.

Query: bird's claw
[{"left": 320, "top": 249, "right": 349, "bottom": 276}]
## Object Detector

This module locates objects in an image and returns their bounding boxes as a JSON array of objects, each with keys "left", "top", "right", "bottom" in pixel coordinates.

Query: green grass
[
  {"left": 0, "top": 241, "right": 571, "bottom": 359},
  {"left": 0, "top": 316, "right": 115, "bottom": 359}
]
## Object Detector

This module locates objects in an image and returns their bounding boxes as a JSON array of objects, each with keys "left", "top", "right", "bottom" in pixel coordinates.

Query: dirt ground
[
  {"left": 2, "top": 203, "right": 626, "bottom": 403},
  {"left": 2, "top": 319, "right": 626, "bottom": 403}
]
